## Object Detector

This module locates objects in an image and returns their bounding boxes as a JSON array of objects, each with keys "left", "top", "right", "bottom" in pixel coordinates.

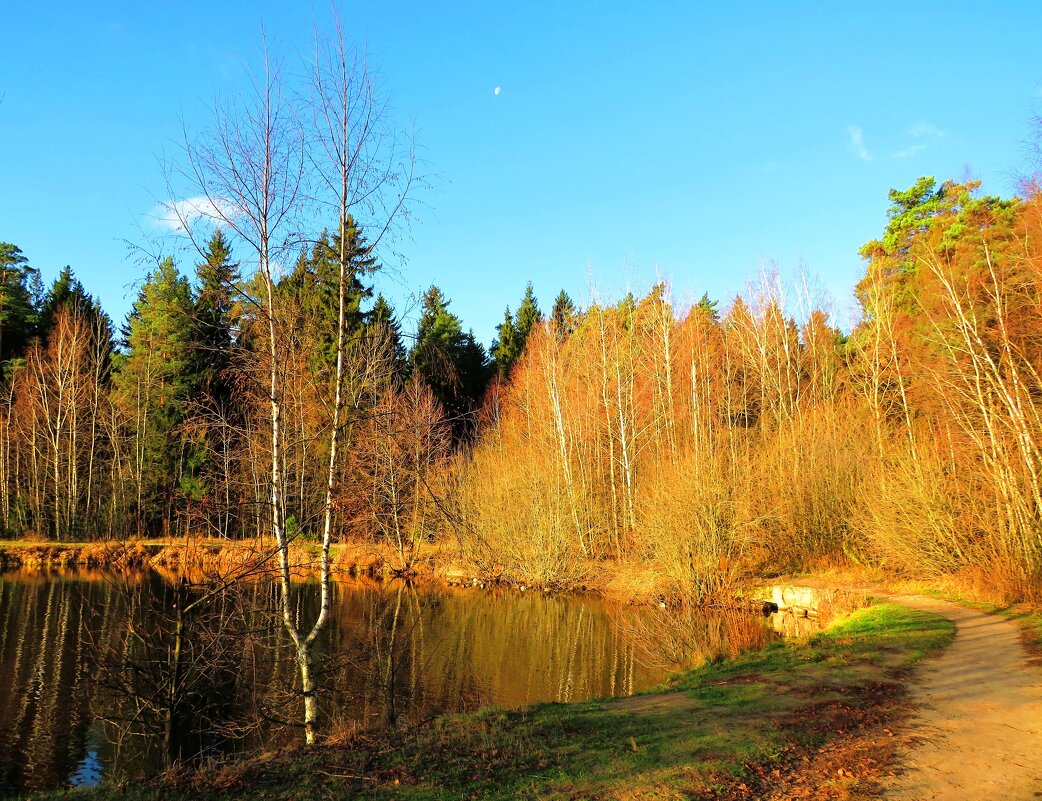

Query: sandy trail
[{"left": 879, "top": 594, "right": 1042, "bottom": 800}]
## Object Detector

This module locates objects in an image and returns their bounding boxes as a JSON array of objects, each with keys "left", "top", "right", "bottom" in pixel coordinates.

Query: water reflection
[
  {"left": 0, "top": 572, "right": 781, "bottom": 794},
  {"left": 0, "top": 574, "right": 106, "bottom": 795}
]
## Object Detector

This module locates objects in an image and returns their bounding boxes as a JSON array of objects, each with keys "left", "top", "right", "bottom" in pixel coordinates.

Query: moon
[{"left": 494, "top": 86, "right": 501, "bottom": 96}]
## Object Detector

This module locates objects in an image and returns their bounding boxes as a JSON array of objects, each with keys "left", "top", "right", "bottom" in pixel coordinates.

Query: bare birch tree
[
  {"left": 164, "top": 19, "right": 414, "bottom": 743},
  {"left": 297, "top": 13, "right": 415, "bottom": 739},
  {"left": 163, "top": 35, "right": 313, "bottom": 737}
]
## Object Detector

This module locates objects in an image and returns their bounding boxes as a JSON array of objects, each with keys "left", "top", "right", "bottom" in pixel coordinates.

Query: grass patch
[{"left": 24, "top": 602, "right": 954, "bottom": 801}]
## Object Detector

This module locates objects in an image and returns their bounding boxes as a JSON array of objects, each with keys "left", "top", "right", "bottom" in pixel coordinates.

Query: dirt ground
[{"left": 877, "top": 595, "right": 1042, "bottom": 800}]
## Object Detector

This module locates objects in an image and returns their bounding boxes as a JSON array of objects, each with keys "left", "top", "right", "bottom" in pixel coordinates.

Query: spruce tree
[
  {"left": 0, "top": 243, "right": 42, "bottom": 364},
  {"left": 182, "top": 231, "right": 243, "bottom": 535},
  {"left": 282, "top": 219, "right": 375, "bottom": 375},
  {"left": 368, "top": 293, "right": 407, "bottom": 380},
  {"left": 514, "top": 282, "right": 541, "bottom": 341},
  {"left": 113, "top": 258, "right": 196, "bottom": 534},
  {"left": 39, "top": 266, "right": 114, "bottom": 378},
  {"left": 491, "top": 307, "right": 520, "bottom": 376},
  {"left": 40, "top": 266, "right": 92, "bottom": 338},
  {"left": 193, "top": 230, "right": 241, "bottom": 402},
  {"left": 550, "top": 289, "right": 578, "bottom": 337},
  {"left": 409, "top": 286, "right": 489, "bottom": 437},
  {"left": 491, "top": 283, "right": 541, "bottom": 377}
]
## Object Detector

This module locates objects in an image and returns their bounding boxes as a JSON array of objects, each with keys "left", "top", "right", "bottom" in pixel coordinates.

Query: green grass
[{"left": 25, "top": 601, "right": 955, "bottom": 801}]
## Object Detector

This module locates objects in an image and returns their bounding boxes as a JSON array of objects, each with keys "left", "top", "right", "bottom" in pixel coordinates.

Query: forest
[
  {"left": 3, "top": 170, "right": 1042, "bottom": 610},
  {"left": 9, "top": 6, "right": 1042, "bottom": 797},
  {"left": 2, "top": 20, "right": 1042, "bottom": 632}
]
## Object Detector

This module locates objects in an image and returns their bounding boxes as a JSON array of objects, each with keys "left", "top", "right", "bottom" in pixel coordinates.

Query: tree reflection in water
[
  {"left": 0, "top": 571, "right": 779, "bottom": 793},
  {"left": 609, "top": 601, "right": 782, "bottom": 671}
]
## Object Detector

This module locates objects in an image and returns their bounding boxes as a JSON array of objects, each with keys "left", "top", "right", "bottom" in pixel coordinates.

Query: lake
[{"left": 0, "top": 570, "right": 780, "bottom": 794}]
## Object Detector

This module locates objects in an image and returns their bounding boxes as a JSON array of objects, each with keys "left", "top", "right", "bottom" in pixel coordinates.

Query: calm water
[{"left": 0, "top": 571, "right": 779, "bottom": 794}]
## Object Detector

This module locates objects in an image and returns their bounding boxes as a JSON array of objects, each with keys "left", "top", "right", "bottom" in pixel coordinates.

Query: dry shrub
[
  {"left": 601, "top": 561, "right": 668, "bottom": 604},
  {"left": 331, "top": 540, "right": 386, "bottom": 575},
  {"left": 812, "top": 588, "right": 871, "bottom": 627},
  {"left": 950, "top": 562, "right": 1042, "bottom": 606},
  {"left": 456, "top": 446, "right": 590, "bottom": 589},
  {"left": 740, "top": 405, "right": 871, "bottom": 571},
  {"left": 325, "top": 715, "right": 363, "bottom": 747},
  {"left": 639, "top": 446, "right": 744, "bottom": 602},
  {"left": 847, "top": 428, "right": 1042, "bottom": 603},
  {"left": 855, "top": 444, "right": 973, "bottom": 577},
  {"left": 12, "top": 528, "right": 50, "bottom": 543},
  {"left": 80, "top": 540, "right": 152, "bottom": 570}
]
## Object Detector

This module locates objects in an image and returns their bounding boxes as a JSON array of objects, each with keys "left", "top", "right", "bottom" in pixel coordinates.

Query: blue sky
[{"left": 2, "top": 2, "right": 1042, "bottom": 343}]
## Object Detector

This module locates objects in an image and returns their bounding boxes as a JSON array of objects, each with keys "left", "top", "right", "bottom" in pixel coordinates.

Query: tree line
[
  {"left": 6, "top": 172, "right": 1042, "bottom": 607},
  {"left": 452, "top": 176, "right": 1042, "bottom": 603},
  {"left": 0, "top": 229, "right": 508, "bottom": 543},
  {"left": 8, "top": 170, "right": 1042, "bottom": 753},
  {"left": 5, "top": 174, "right": 1042, "bottom": 604}
]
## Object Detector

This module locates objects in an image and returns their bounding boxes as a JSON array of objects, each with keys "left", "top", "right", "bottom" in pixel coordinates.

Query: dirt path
[{"left": 878, "top": 594, "right": 1042, "bottom": 800}]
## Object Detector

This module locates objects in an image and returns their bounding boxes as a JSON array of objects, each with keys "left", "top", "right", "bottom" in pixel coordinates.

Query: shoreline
[
  {"left": 0, "top": 537, "right": 675, "bottom": 603},
  {"left": 11, "top": 554, "right": 1041, "bottom": 799},
  {"left": 19, "top": 598, "right": 956, "bottom": 800},
  {"left": 5, "top": 540, "right": 1039, "bottom": 628},
  {"left": 0, "top": 537, "right": 474, "bottom": 581}
]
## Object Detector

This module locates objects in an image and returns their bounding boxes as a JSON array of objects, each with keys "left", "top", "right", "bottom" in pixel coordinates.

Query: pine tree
[
  {"left": 693, "top": 292, "right": 719, "bottom": 322},
  {"left": 550, "top": 289, "right": 578, "bottom": 338},
  {"left": 0, "top": 243, "right": 42, "bottom": 364},
  {"left": 368, "top": 293, "right": 407, "bottom": 380},
  {"left": 193, "top": 230, "right": 241, "bottom": 402},
  {"left": 409, "top": 286, "right": 489, "bottom": 437},
  {"left": 113, "top": 258, "right": 196, "bottom": 535}
]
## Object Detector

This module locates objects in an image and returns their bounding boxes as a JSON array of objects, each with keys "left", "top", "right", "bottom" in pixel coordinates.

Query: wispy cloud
[
  {"left": 892, "top": 122, "right": 946, "bottom": 159},
  {"left": 150, "top": 196, "right": 239, "bottom": 232},
  {"left": 892, "top": 143, "right": 927, "bottom": 159},
  {"left": 846, "top": 126, "right": 871, "bottom": 161},
  {"left": 909, "top": 121, "right": 946, "bottom": 140}
]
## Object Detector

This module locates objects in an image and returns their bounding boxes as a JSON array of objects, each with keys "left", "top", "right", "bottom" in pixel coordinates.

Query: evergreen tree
[
  {"left": 40, "top": 266, "right": 92, "bottom": 338},
  {"left": 491, "top": 283, "right": 541, "bottom": 377},
  {"left": 693, "top": 292, "right": 719, "bottom": 322},
  {"left": 515, "top": 282, "right": 541, "bottom": 340},
  {"left": 856, "top": 177, "right": 1015, "bottom": 319},
  {"left": 281, "top": 219, "right": 376, "bottom": 374},
  {"left": 491, "top": 307, "right": 520, "bottom": 376},
  {"left": 184, "top": 231, "right": 243, "bottom": 535},
  {"left": 550, "top": 289, "right": 578, "bottom": 337},
  {"left": 193, "top": 230, "right": 241, "bottom": 402},
  {"left": 113, "top": 258, "right": 197, "bottom": 534},
  {"left": 409, "top": 286, "right": 489, "bottom": 436},
  {"left": 39, "top": 266, "right": 114, "bottom": 378},
  {"left": 457, "top": 330, "right": 490, "bottom": 412},
  {"left": 368, "top": 293, "right": 407, "bottom": 380},
  {"left": 0, "top": 243, "right": 42, "bottom": 364}
]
